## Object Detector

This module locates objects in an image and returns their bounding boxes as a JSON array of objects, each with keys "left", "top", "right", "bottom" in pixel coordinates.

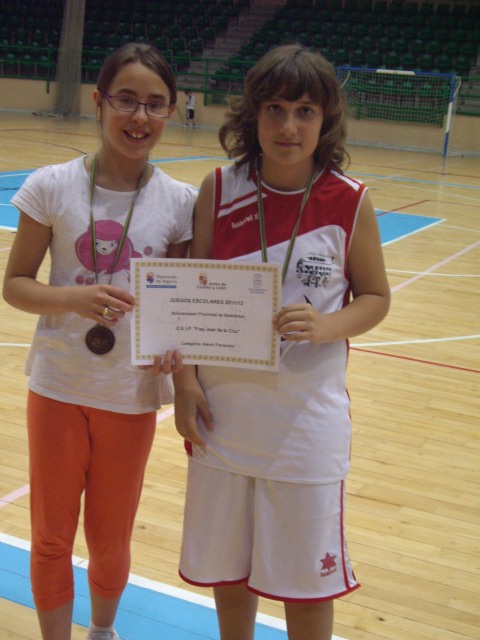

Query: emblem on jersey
[
  {"left": 319, "top": 552, "right": 337, "bottom": 577},
  {"left": 296, "top": 253, "right": 334, "bottom": 288}
]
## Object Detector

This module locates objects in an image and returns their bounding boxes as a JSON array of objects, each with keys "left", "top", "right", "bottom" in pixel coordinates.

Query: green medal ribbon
[
  {"left": 256, "top": 169, "right": 316, "bottom": 283},
  {"left": 89, "top": 154, "right": 148, "bottom": 284}
]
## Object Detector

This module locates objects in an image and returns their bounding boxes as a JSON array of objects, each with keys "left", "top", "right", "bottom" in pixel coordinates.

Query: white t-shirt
[{"left": 12, "top": 157, "right": 196, "bottom": 414}]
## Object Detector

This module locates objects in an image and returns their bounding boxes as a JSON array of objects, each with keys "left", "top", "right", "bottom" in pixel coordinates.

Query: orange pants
[{"left": 27, "top": 391, "right": 156, "bottom": 611}]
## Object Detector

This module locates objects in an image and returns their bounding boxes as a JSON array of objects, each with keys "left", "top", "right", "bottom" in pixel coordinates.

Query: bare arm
[
  {"left": 173, "top": 173, "right": 215, "bottom": 445},
  {"left": 274, "top": 193, "right": 390, "bottom": 344},
  {"left": 3, "top": 212, "right": 135, "bottom": 326}
]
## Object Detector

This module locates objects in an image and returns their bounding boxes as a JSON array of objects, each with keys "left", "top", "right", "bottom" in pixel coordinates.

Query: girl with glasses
[{"left": 3, "top": 43, "right": 196, "bottom": 640}]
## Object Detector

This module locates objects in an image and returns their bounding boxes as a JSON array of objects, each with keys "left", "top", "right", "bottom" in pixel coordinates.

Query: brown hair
[
  {"left": 219, "top": 43, "right": 349, "bottom": 172},
  {"left": 96, "top": 42, "right": 177, "bottom": 106}
]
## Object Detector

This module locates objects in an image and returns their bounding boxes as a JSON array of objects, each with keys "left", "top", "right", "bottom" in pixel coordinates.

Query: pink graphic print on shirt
[{"left": 74, "top": 220, "right": 152, "bottom": 284}]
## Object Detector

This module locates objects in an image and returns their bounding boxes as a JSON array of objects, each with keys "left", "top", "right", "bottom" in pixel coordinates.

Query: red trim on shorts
[
  {"left": 339, "top": 480, "right": 360, "bottom": 592},
  {"left": 179, "top": 570, "right": 248, "bottom": 588},
  {"left": 248, "top": 583, "right": 360, "bottom": 603}
]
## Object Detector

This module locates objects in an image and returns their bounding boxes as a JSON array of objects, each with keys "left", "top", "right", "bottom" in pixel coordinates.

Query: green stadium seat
[
  {"left": 154, "top": 36, "right": 169, "bottom": 51},
  {"left": 398, "top": 13, "right": 414, "bottom": 27},
  {"left": 344, "top": 35, "right": 358, "bottom": 50},
  {"left": 384, "top": 50, "right": 400, "bottom": 68},
  {"left": 332, "top": 47, "right": 349, "bottom": 66},
  {"left": 310, "top": 33, "right": 325, "bottom": 49},
  {"left": 184, "top": 26, "right": 199, "bottom": 40},
  {"left": 417, "top": 52, "right": 435, "bottom": 71},
  {"left": 170, "top": 38, "right": 186, "bottom": 54},
  {"left": 400, "top": 51, "right": 416, "bottom": 70},
  {"left": 425, "top": 40, "right": 443, "bottom": 57},
  {"left": 366, "top": 50, "right": 383, "bottom": 68},
  {"left": 384, "top": 25, "right": 402, "bottom": 40},
  {"left": 450, "top": 30, "right": 465, "bottom": 44},
  {"left": 349, "top": 48, "right": 367, "bottom": 66},
  {"left": 20, "top": 53, "right": 35, "bottom": 76},
  {"left": 201, "top": 27, "right": 216, "bottom": 46},
  {"left": 461, "top": 42, "right": 478, "bottom": 60},
  {"left": 189, "top": 39, "right": 204, "bottom": 57},
  {"left": 329, "top": 34, "right": 343, "bottom": 48},
  {"left": 436, "top": 3, "right": 451, "bottom": 16},
  {"left": 393, "top": 38, "right": 409, "bottom": 53},
  {"left": 452, "top": 4, "right": 467, "bottom": 17},
  {"left": 336, "top": 23, "right": 352, "bottom": 37},
  {"left": 377, "top": 37, "right": 391, "bottom": 52},
  {"left": 417, "top": 26, "right": 435, "bottom": 41},
  {"left": 369, "top": 24, "right": 384, "bottom": 39},
  {"left": 410, "top": 39, "right": 424, "bottom": 55},
  {"left": 436, "top": 53, "right": 454, "bottom": 73},
  {"left": 441, "top": 15, "right": 457, "bottom": 29},
  {"left": 419, "top": 3, "right": 434, "bottom": 15},
  {"left": 453, "top": 55, "right": 471, "bottom": 76},
  {"left": 360, "top": 35, "right": 375, "bottom": 51},
  {"left": 321, "top": 22, "right": 337, "bottom": 36},
  {"left": 2, "top": 52, "right": 17, "bottom": 75},
  {"left": 467, "top": 30, "right": 480, "bottom": 44},
  {"left": 409, "top": 13, "right": 425, "bottom": 27},
  {"left": 353, "top": 23, "right": 369, "bottom": 38},
  {"left": 403, "top": 2, "right": 418, "bottom": 13},
  {"left": 402, "top": 25, "right": 417, "bottom": 40},
  {"left": 165, "top": 25, "right": 181, "bottom": 40},
  {"left": 425, "top": 14, "right": 442, "bottom": 28}
]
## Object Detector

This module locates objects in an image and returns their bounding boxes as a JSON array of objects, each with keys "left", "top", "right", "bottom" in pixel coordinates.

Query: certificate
[{"left": 131, "top": 259, "right": 281, "bottom": 371}]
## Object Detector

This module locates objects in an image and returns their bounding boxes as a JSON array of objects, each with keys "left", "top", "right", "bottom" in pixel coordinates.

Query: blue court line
[
  {"left": 375, "top": 211, "right": 443, "bottom": 245},
  {"left": 0, "top": 539, "right": 287, "bottom": 639},
  {"left": 0, "top": 168, "right": 443, "bottom": 239}
]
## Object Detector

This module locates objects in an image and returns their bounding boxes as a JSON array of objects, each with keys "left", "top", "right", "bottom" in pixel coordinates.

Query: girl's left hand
[
  {"left": 274, "top": 303, "right": 330, "bottom": 345},
  {"left": 138, "top": 349, "right": 183, "bottom": 374}
]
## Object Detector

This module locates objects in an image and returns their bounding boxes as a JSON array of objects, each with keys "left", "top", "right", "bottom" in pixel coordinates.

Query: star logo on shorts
[{"left": 319, "top": 552, "right": 337, "bottom": 577}]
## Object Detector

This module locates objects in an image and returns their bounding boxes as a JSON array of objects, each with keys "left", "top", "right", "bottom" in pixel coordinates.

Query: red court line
[
  {"left": 389, "top": 200, "right": 430, "bottom": 212},
  {"left": 351, "top": 347, "right": 480, "bottom": 374}
]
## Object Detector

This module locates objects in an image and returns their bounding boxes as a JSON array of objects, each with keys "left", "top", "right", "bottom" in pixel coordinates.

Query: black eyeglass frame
[{"left": 101, "top": 92, "right": 171, "bottom": 119}]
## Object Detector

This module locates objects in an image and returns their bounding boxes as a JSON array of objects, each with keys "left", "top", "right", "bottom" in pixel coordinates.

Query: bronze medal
[{"left": 85, "top": 324, "right": 115, "bottom": 355}]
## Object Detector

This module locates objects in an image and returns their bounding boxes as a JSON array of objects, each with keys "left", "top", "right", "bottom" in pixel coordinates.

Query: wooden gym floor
[{"left": 0, "top": 112, "right": 478, "bottom": 639}]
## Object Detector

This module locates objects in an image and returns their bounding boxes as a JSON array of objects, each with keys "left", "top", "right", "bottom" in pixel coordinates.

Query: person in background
[
  {"left": 184, "top": 90, "right": 196, "bottom": 127},
  {"left": 3, "top": 42, "right": 196, "bottom": 640},
  {"left": 173, "top": 43, "right": 390, "bottom": 640}
]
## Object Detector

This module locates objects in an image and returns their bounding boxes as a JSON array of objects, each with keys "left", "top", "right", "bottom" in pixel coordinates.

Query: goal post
[{"left": 337, "top": 66, "right": 461, "bottom": 157}]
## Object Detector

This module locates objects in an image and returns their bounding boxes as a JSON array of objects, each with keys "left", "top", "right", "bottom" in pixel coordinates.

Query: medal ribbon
[
  {"left": 89, "top": 154, "right": 147, "bottom": 284},
  {"left": 256, "top": 170, "right": 316, "bottom": 282}
]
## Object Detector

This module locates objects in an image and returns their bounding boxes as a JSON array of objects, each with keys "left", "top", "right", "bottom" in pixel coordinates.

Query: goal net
[{"left": 337, "top": 66, "right": 460, "bottom": 156}]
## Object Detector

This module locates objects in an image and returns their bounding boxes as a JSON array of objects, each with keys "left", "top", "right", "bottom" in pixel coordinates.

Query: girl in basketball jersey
[
  {"left": 3, "top": 44, "right": 196, "bottom": 640},
  {"left": 173, "top": 44, "right": 390, "bottom": 639}
]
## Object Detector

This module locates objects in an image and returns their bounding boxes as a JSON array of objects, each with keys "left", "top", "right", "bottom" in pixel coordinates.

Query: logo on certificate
[
  {"left": 249, "top": 272, "right": 266, "bottom": 294},
  {"left": 145, "top": 271, "right": 178, "bottom": 289}
]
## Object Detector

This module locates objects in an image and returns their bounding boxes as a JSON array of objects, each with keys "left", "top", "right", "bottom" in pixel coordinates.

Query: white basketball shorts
[{"left": 179, "top": 461, "right": 359, "bottom": 601}]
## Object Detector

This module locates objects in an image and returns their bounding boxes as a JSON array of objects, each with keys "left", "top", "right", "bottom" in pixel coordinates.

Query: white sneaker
[{"left": 86, "top": 631, "right": 120, "bottom": 640}]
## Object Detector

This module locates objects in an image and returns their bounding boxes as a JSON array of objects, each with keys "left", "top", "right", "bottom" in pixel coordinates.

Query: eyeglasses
[{"left": 102, "top": 93, "right": 171, "bottom": 118}]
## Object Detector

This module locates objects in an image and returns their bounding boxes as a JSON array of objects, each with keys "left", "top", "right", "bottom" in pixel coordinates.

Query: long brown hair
[{"left": 219, "top": 43, "right": 349, "bottom": 172}]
